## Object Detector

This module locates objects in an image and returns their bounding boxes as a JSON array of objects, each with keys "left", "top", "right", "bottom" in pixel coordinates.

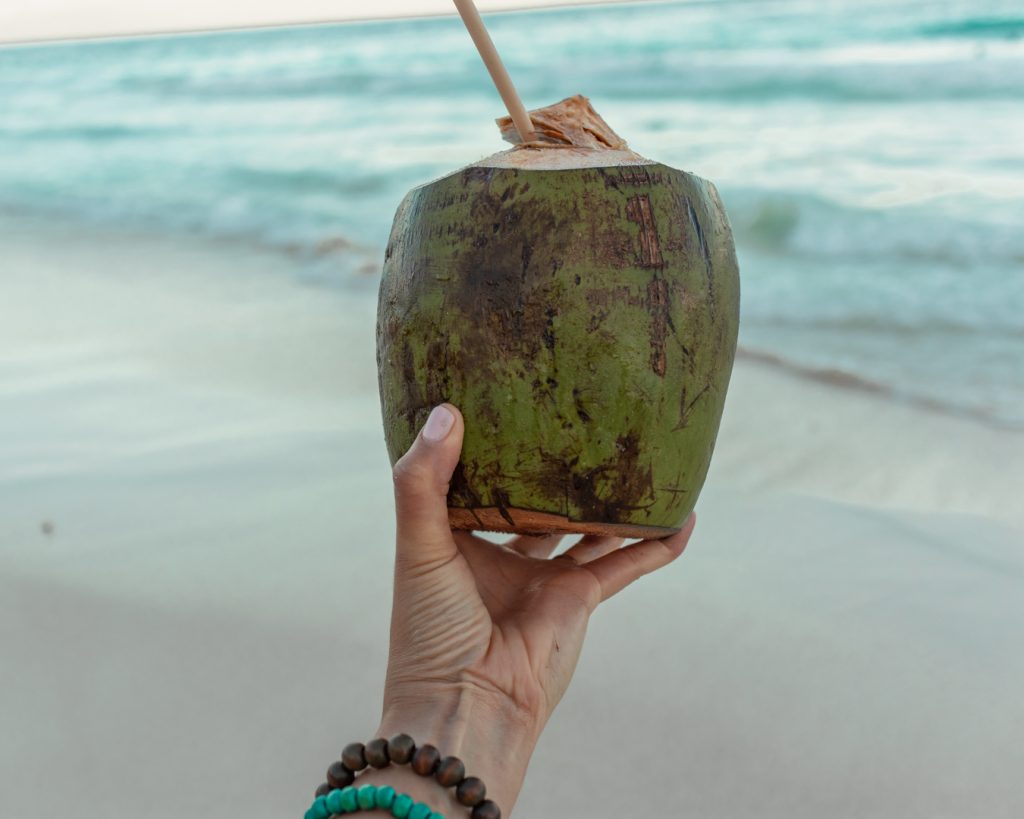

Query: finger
[
  {"left": 392, "top": 403, "right": 465, "bottom": 567},
  {"left": 452, "top": 530, "right": 489, "bottom": 551},
  {"left": 451, "top": 531, "right": 521, "bottom": 611},
  {"left": 559, "top": 534, "right": 626, "bottom": 565},
  {"left": 582, "top": 514, "right": 696, "bottom": 605},
  {"left": 452, "top": 529, "right": 534, "bottom": 556},
  {"left": 505, "top": 533, "right": 565, "bottom": 559},
  {"left": 452, "top": 529, "right": 499, "bottom": 567}
]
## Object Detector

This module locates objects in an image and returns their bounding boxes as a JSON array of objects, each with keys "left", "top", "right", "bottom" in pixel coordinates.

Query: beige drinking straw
[{"left": 452, "top": 0, "right": 536, "bottom": 142}]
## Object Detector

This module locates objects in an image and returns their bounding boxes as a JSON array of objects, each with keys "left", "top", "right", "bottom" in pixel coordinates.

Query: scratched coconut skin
[{"left": 377, "top": 120, "right": 740, "bottom": 537}]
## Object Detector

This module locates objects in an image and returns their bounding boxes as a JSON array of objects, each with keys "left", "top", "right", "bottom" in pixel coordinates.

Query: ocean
[{"left": 1, "top": 0, "right": 1022, "bottom": 425}]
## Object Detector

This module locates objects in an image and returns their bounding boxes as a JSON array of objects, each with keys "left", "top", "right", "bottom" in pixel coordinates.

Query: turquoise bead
[
  {"left": 391, "top": 793, "right": 414, "bottom": 818},
  {"left": 429, "top": 813, "right": 445, "bottom": 819},
  {"left": 376, "top": 785, "right": 397, "bottom": 809},
  {"left": 339, "top": 786, "right": 359, "bottom": 812},
  {"left": 408, "top": 803, "right": 432, "bottom": 819},
  {"left": 309, "top": 796, "right": 331, "bottom": 819},
  {"left": 325, "top": 789, "right": 346, "bottom": 814},
  {"left": 357, "top": 784, "right": 378, "bottom": 810}
]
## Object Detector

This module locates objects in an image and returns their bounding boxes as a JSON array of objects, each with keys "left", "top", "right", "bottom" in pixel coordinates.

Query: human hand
[{"left": 371, "top": 403, "right": 696, "bottom": 814}]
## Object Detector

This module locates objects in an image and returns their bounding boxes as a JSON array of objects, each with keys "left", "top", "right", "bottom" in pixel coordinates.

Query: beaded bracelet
[{"left": 306, "top": 734, "right": 501, "bottom": 819}]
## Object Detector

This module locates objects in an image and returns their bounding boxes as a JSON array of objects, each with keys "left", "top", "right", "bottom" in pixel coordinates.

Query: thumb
[{"left": 392, "top": 403, "right": 464, "bottom": 566}]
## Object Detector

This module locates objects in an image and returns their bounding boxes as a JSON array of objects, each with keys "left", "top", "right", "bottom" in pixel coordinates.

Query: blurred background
[
  {"left": 1, "top": 1, "right": 1022, "bottom": 817},
  {"left": 3, "top": 0, "right": 1023, "bottom": 420}
]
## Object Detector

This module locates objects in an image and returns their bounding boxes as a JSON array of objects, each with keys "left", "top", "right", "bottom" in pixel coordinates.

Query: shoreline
[
  {"left": 2, "top": 211, "right": 1022, "bottom": 536},
  {"left": 735, "top": 346, "right": 1024, "bottom": 432},
  {"left": 2, "top": 208, "right": 1021, "bottom": 548},
  {"left": 4, "top": 209, "right": 1018, "bottom": 434}
]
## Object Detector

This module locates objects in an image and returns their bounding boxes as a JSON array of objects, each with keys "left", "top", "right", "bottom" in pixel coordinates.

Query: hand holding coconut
[{"left": 360, "top": 403, "right": 695, "bottom": 814}]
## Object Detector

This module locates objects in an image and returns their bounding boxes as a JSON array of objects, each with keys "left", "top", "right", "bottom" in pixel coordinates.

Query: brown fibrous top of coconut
[
  {"left": 497, "top": 94, "right": 629, "bottom": 150},
  {"left": 478, "top": 95, "right": 652, "bottom": 170}
]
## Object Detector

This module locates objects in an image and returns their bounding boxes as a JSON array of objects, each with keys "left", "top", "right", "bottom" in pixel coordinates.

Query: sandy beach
[{"left": 2, "top": 212, "right": 1022, "bottom": 817}]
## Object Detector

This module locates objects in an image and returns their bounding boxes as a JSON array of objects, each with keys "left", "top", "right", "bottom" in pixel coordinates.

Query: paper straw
[{"left": 452, "top": 0, "right": 536, "bottom": 142}]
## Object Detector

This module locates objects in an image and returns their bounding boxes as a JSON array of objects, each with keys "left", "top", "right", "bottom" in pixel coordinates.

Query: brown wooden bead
[
  {"left": 341, "top": 742, "right": 367, "bottom": 772},
  {"left": 388, "top": 733, "right": 416, "bottom": 765},
  {"left": 410, "top": 743, "right": 441, "bottom": 776},
  {"left": 471, "top": 800, "right": 501, "bottom": 819},
  {"left": 435, "top": 755, "right": 465, "bottom": 788},
  {"left": 314, "top": 782, "right": 331, "bottom": 798},
  {"left": 365, "top": 737, "right": 390, "bottom": 768},
  {"left": 456, "top": 776, "right": 486, "bottom": 807},
  {"left": 326, "top": 760, "right": 355, "bottom": 789}
]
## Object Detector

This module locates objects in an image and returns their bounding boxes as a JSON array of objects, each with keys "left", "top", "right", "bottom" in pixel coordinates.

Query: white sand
[
  {"left": 2, "top": 0, "right": 621, "bottom": 45},
  {"left": 1, "top": 214, "right": 1022, "bottom": 817}
]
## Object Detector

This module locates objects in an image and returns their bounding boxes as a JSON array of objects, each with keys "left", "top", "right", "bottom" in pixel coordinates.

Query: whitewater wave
[
  {"left": 0, "top": 124, "right": 181, "bottom": 141},
  {"left": 106, "top": 48, "right": 1024, "bottom": 104},
  {"left": 919, "top": 16, "right": 1024, "bottom": 38},
  {"left": 725, "top": 191, "right": 1024, "bottom": 268},
  {"left": 225, "top": 167, "right": 390, "bottom": 197}
]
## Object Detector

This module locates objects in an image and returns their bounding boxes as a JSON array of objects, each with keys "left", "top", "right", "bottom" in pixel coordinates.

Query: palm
[
  {"left": 459, "top": 533, "right": 600, "bottom": 713},
  {"left": 387, "top": 529, "right": 626, "bottom": 735}
]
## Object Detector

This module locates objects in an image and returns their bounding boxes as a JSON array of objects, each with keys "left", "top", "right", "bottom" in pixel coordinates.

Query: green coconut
[{"left": 377, "top": 96, "right": 740, "bottom": 537}]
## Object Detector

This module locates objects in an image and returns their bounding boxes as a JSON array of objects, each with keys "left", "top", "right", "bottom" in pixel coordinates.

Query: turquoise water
[{"left": 1, "top": 0, "right": 1022, "bottom": 424}]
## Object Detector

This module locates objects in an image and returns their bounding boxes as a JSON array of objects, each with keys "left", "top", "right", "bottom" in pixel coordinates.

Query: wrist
[
  {"left": 354, "top": 764, "right": 465, "bottom": 817},
  {"left": 374, "top": 686, "right": 539, "bottom": 814}
]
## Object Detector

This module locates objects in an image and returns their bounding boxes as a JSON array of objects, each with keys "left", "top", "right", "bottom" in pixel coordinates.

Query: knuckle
[
  {"left": 392, "top": 456, "right": 450, "bottom": 505},
  {"left": 392, "top": 456, "right": 429, "bottom": 489},
  {"left": 626, "top": 546, "right": 648, "bottom": 571}
]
